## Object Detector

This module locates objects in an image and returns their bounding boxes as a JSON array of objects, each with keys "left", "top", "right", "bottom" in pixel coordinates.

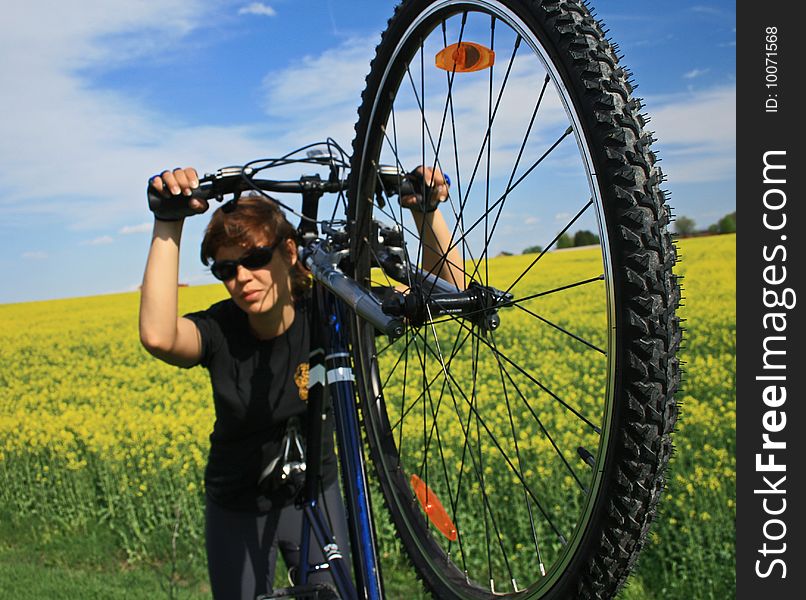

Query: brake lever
[{"left": 199, "top": 166, "right": 255, "bottom": 199}]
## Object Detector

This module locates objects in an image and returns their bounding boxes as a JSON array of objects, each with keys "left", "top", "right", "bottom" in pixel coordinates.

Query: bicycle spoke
[
  {"left": 427, "top": 16, "right": 466, "bottom": 178},
  {"left": 512, "top": 302, "right": 607, "bottom": 355},
  {"left": 441, "top": 22, "right": 468, "bottom": 281},
  {"left": 390, "top": 101, "right": 417, "bottom": 293},
  {"left": 415, "top": 326, "right": 569, "bottom": 544},
  {"left": 423, "top": 381, "right": 469, "bottom": 572},
  {"left": 452, "top": 35, "right": 521, "bottom": 222},
  {"left": 379, "top": 332, "right": 417, "bottom": 387},
  {"left": 483, "top": 16, "right": 496, "bottom": 288},
  {"left": 467, "top": 73, "right": 551, "bottom": 285},
  {"left": 421, "top": 18, "right": 480, "bottom": 291},
  {"left": 489, "top": 330, "right": 546, "bottom": 577},
  {"left": 404, "top": 325, "right": 499, "bottom": 578},
  {"left": 421, "top": 319, "right": 590, "bottom": 495},
  {"left": 389, "top": 325, "right": 474, "bottom": 432},
  {"left": 417, "top": 38, "right": 427, "bottom": 282},
  {"left": 439, "top": 313, "right": 601, "bottom": 433},
  {"left": 408, "top": 327, "right": 455, "bottom": 500},
  {"left": 399, "top": 60, "right": 481, "bottom": 285},
  {"left": 504, "top": 198, "right": 594, "bottom": 295},
  {"left": 412, "top": 324, "right": 484, "bottom": 575},
  {"left": 370, "top": 163, "right": 468, "bottom": 285},
  {"left": 490, "top": 331, "right": 588, "bottom": 493},
  {"left": 375, "top": 126, "right": 471, "bottom": 285},
  {"left": 472, "top": 329, "right": 494, "bottom": 585},
  {"left": 402, "top": 22, "right": 527, "bottom": 281},
  {"left": 398, "top": 324, "right": 411, "bottom": 466},
  {"left": 376, "top": 275, "right": 592, "bottom": 587},
  {"left": 429, "top": 126, "right": 576, "bottom": 272},
  {"left": 423, "top": 273, "right": 605, "bottom": 331},
  {"left": 428, "top": 33, "right": 524, "bottom": 291},
  {"left": 375, "top": 331, "right": 408, "bottom": 360},
  {"left": 461, "top": 317, "right": 517, "bottom": 590},
  {"left": 418, "top": 310, "right": 457, "bottom": 472},
  {"left": 508, "top": 274, "right": 605, "bottom": 306}
]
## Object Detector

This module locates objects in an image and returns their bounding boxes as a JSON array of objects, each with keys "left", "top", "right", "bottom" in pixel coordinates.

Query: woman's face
[{"left": 214, "top": 237, "right": 296, "bottom": 316}]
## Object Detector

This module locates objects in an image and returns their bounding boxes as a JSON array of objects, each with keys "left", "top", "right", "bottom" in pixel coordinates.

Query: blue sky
[{"left": 0, "top": 0, "right": 735, "bottom": 304}]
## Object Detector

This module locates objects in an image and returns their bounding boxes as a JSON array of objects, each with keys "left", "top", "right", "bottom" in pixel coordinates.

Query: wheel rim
[{"left": 353, "top": 2, "right": 618, "bottom": 596}]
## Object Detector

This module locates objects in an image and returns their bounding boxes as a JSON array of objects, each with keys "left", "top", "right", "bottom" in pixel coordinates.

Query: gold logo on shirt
[{"left": 294, "top": 362, "right": 309, "bottom": 401}]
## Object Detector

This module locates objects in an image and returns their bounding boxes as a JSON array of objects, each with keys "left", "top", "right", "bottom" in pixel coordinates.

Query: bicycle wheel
[{"left": 348, "top": 1, "right": 680, "bottom": 598}]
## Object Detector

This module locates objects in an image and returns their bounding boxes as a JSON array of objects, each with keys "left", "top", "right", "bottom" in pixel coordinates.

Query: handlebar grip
[
  {"left": 399, "top": 180, "right": 415, "bottom": 198},
  {"left": 398, "top": 177, "right": 440, "bottom": 213},
  {"left": 147, "top": 184, "right": 214, "bottom": 221}
]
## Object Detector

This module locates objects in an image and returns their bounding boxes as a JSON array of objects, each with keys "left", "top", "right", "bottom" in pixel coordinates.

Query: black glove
[
  {"left": 146, "top": 181, "right": 204, "bottom": 221},
  {"left": 400, "top": 169, "right": 450, "bottom": 213}
]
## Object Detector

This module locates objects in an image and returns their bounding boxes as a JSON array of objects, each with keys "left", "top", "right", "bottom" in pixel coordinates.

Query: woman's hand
[
  {"left": 400, "top": 166, "right": 450, "bottom": 212},
  {"left": 149, "top": 167, "right": 209, "bottom": 214},
  {"left": 399, "top": 166, "right": 464, "bottom": 289}
]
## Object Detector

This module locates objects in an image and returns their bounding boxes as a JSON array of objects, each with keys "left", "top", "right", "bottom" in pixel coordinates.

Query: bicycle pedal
[{"left": 256, "top": 582, "right": 340, "bottom": 600}]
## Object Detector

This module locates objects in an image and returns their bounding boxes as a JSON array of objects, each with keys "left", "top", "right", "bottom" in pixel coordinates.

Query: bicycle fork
[{"left": 296, "top": 287, "right": 384, "bottom": 600}]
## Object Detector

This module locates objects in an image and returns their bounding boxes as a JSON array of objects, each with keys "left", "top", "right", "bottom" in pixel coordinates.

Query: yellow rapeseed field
[{"left": 0, "top": 234, "right": 735, "bottom": 598}]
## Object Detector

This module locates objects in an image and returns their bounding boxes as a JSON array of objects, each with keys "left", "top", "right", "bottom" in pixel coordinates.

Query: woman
[{"left": 139, "top": 166, "right": 458, "bottom": 599}]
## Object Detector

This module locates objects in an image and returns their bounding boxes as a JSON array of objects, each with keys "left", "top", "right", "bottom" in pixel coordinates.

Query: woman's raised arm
[{"left": 139, "top": 168, "right": 207, "bottom": 367}]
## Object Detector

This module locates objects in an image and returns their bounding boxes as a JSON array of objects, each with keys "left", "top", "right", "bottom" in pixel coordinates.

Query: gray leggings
[{"left": 205, "top": 482, "right": 350, "bottom": 600}]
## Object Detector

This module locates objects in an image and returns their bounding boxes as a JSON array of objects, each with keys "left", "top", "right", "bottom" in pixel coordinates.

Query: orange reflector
[
  {"left": 410, "top": 474, "right": 458, "bottom": 541},
  {"left": 435, "top": 42, "right": 495, "bottom": 73}
]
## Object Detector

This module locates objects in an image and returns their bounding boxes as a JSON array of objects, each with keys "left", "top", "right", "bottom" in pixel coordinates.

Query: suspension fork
[{"left": 300, "top": 284, "right": 385, "bottom": 599}]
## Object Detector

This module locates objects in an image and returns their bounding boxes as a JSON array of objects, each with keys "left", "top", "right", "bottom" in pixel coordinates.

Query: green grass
[
  {"left": 0, "top": 509, "right": 209, "bottom": 599},
  {"left": 0, "top": 504, "right": 430, "bottom": 598}
]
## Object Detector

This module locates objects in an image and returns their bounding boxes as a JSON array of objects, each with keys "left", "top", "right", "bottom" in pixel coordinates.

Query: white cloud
[
  {"left": 119, "top": 223, "right": 154, "bottom": 235},
  {"left": 0, "top": 1, "right": 272, "bottom": 231},
  {"left": 263, "top": 37, "right": 372, "bottom": 115},
  {"left": 260, "top": 36, "right": 376, "bottom": 147},
  {"left": 238, "top": 2, "right": 276, "bottom": 17},
  {"left": 691, "top": 5, "right": 725, "bottom": 17},
  {"left": 683, "top": 68, "right": 710, "bottom": 79},
  {"left": 22, "top": 251, "right": 48, "bottom": 260},
  {"left": 646, "top": 85, "right": 735, "bottom": 184},
  {"left": 1, "top": 1, "right": 204, "bottom": 71},
  {"left": 82, "top": 235, "right": 115, "bottom": 246}
]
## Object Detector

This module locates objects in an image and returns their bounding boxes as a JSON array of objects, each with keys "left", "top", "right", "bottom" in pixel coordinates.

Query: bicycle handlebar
[
  {"left": 147, "top": 163, "right": 427, "bottom": 221},
  {"left": 147, "top": 167, "right": 348, "bottom": 221}
]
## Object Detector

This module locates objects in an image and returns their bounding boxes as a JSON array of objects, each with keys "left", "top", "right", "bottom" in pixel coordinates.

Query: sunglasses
[{"left": 210, "top": 243, "right": 281, "bottom": 281}]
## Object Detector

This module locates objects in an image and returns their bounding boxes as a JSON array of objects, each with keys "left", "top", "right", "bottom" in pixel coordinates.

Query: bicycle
[{"left": 149, "top": 0, "right": 680, "bottom": 598}]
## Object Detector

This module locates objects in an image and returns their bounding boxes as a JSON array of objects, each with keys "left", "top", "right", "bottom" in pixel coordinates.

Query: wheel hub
[{"left": 381, "top": 282, "right": 512, "bottom": 331}]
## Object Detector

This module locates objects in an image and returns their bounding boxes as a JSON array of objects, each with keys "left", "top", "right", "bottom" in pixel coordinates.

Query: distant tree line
[
  {"left": 674, "top": 211, "right": 736, "bottom": 237},
  {"left": 516, "top": 211, "right": 735, "bottom": 256},
  {"left": 521, "top": 230, "right": 600, "bottom": 255}
]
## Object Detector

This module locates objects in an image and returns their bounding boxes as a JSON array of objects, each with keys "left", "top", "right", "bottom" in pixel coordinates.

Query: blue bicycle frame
[
  {"left": 204, "top": 166, "right": 409, "bottom": 600},
  {"left": 295, "top": 283, "right": 385, "bottom": 600}
]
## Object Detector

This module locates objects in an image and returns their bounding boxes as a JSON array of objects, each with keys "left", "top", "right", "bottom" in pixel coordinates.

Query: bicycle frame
[
  {"left": 297, "top": 284, "right": 385, "bottom": 600},
  {"left": 252, "top": 183, "right": 387, "bottom": 600}
]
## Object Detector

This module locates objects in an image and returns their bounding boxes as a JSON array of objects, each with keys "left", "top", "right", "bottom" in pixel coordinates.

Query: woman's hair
[{"left": 200, "top": 193, "right": 311, "bottom": 300}]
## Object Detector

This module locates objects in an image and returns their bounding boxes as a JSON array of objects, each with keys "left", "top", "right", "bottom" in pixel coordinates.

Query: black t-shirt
[{"left": 185, "top": 299, "right": 337, "bottom": 511}]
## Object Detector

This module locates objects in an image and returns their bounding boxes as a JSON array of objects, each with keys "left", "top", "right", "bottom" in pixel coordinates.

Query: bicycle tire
[{"left": 347, "top": 1, "right": 680, "bottom": 598}]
